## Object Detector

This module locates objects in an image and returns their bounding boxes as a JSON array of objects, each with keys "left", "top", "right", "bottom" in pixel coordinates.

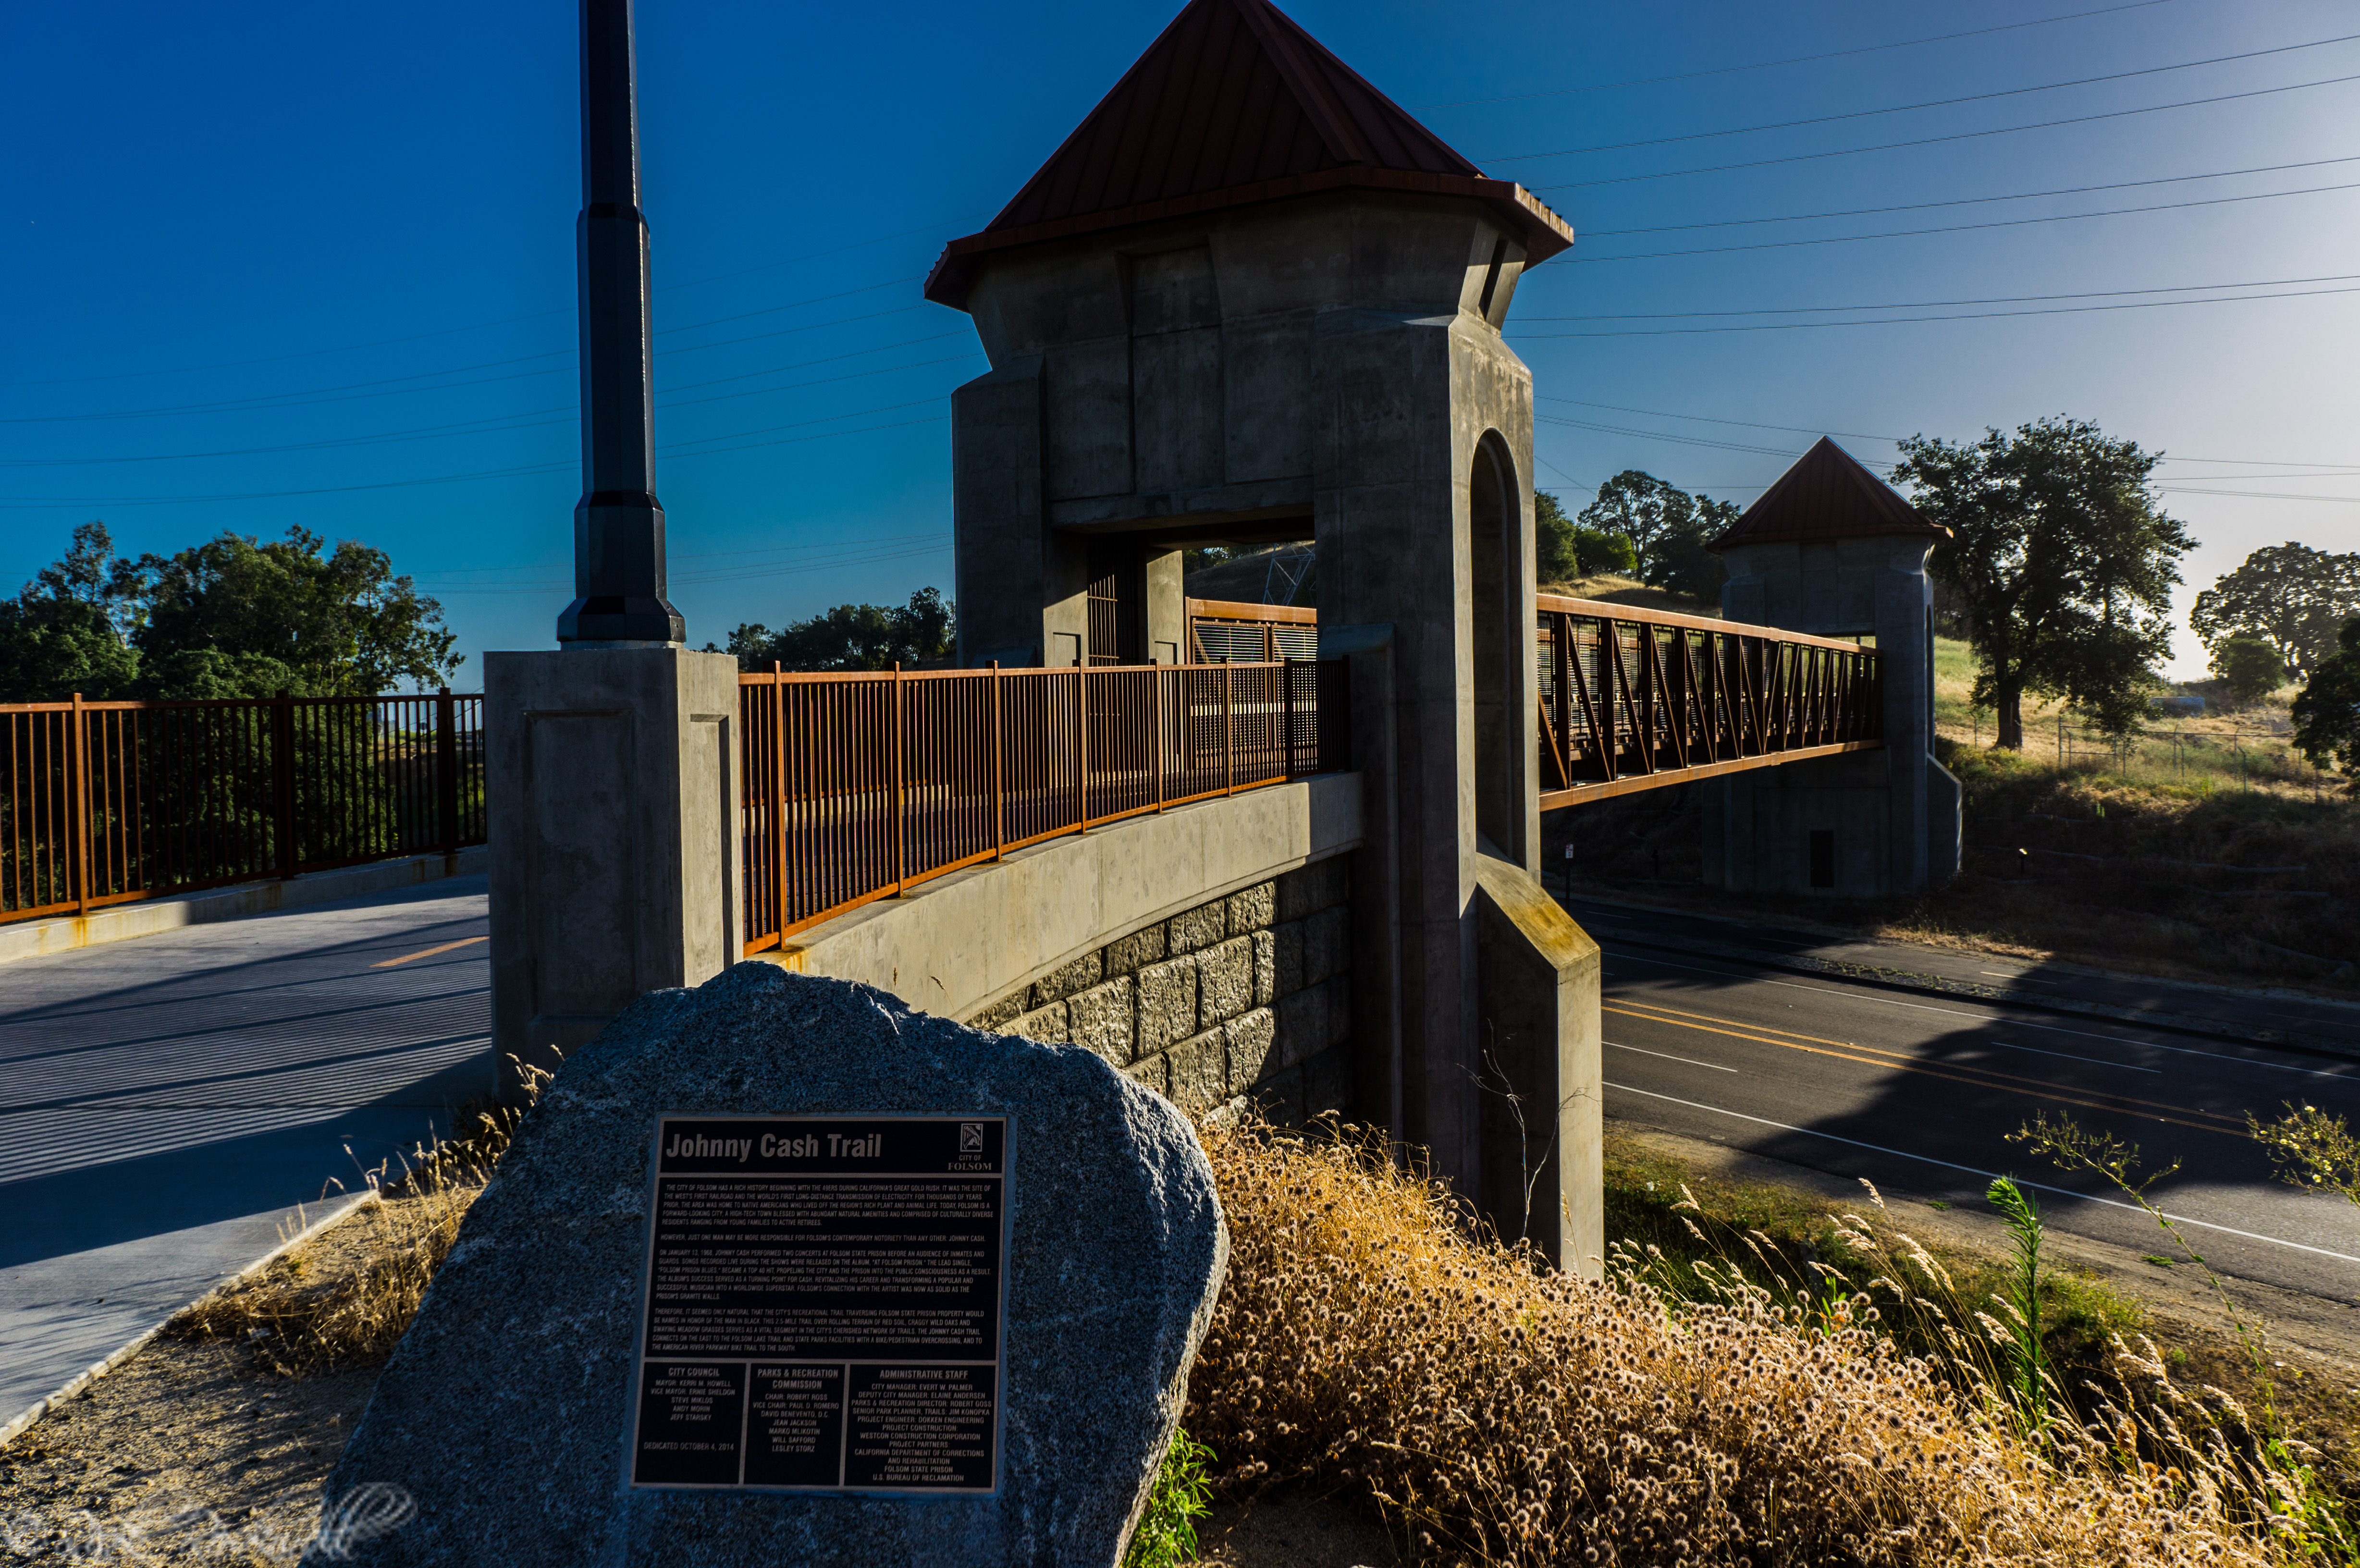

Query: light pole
[
  {"left": 484, "top": 0, "right": 738, "bottom": 1103},
  {"left": 559, "top": 0, "right": 683, "bottom": 647}
]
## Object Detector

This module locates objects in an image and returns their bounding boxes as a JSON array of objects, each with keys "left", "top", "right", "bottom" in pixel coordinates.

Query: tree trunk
[{"left": 1995, "top": 681, "right": 2025, "bottom": 750}]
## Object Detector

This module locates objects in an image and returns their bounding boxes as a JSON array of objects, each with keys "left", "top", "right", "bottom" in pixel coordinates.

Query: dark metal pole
[{"left": 558, "top": 0, "right": 684, "bottom": 646}]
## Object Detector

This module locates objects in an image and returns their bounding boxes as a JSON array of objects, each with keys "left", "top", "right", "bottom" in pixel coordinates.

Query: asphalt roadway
[
  {"left": 1569, "top": 895, "right": 2360, "bottom": 1306},
  {"left": 0, "top": 877, "right": 491, "bottom": 1435}
]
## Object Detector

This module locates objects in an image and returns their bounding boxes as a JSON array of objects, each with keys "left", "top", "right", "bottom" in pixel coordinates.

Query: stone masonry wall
[{"left": 960, "top": 856, "right": 1352, "bottom": 1124}]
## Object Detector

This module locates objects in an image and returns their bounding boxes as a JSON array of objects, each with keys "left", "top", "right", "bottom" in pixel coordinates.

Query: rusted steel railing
[
  {"left": 1187, "top": 598, "right": 1318, "bottom": 664},
  {"left": 738, "top": 658, "right": 1348, "bottom": 955},
  {"left": 1535, "top": 595, "right": 1881, "bottom": 806},
  {"left": 0, "top": 690, "right": 486, "bottom": 926}
]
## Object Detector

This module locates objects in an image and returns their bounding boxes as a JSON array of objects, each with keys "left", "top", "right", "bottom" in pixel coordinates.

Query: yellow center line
[
  {"left": 1602, "top": 1000, "right": 2243, "bottom": 1137},
  {"left": 371, "top": 935, "right": 488, "bottom": 968}
]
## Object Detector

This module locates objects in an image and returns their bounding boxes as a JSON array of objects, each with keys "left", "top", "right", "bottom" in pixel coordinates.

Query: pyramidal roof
[
  {"left": 1710, "top": 438, "right": 1951, "bottom": 551},
  {"left": 925, "top": 0, "right": 1573, "bottom": 306}
]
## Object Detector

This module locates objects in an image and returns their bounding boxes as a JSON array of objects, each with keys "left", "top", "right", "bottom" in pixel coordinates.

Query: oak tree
[
  {"left": 725, "top": 587, "right": 955, "bottom": 672},
  {"left": 1575, "top": 470, "right": 1734, "bottom": 604},
  {"left": 2189, "top": 542, "right": 2360, "bottom": 684},
  {"left": 2292, "top": 616, "right": 2360, "bottom": 784},
  {"left": 1894, "top": 418, "right": 2192, "bottom": 747}
]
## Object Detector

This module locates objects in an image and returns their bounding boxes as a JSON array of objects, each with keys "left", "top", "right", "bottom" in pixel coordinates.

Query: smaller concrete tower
[{"left": 1700, "top": 438, "right": 1963, "bottom": 896}]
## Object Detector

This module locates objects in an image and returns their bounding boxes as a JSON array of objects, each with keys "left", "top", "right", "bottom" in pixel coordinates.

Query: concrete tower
[
  {"left": 925, "top": 0, "right": 1602, "bottom": 1266},
  {"left": 1701, "top": 438, "right": 1963, "bottom": 896}
]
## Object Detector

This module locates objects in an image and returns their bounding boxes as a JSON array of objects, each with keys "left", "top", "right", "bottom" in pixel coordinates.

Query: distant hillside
[{"left": 1185, "top": 543, "right": 1314, "bottom": 605}]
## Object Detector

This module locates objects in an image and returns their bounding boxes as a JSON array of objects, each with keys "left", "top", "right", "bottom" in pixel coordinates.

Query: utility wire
[
  {"left": 1, "top": 308, "right": 952, "bottom": 426},
  {"left": 1484, "top": 30, "right": 2360, "bottom": 163},
  {"left": 0, "top": 351, "right": 989, "bottom": 468},
  {"left": 1559, "top": 180, "right": 2360, "bottom": 264},
  {"left": 1526, "top": 71, "right": 2360, "bottom": 190},
  {"left": 1512, "top": 282, "right": 2360, "bottom": 333},
  {"left": 1415, "top": 0, "right": 2183, "bottom": 109},
  {"left": 0, "top": 412, "right": 946, "bottom": 509},
  {"left": 0, "top": 215, "right": 981, "bottom": 390},
  {"left": 1538, "top": 394, "right": 2350, "bottom": 467},
  {"left": 1569, "top": 155, "right": 2360, "bottom": 238},
  {"left": 1516, "top": 270, "right": 2360, "bottom": 320}
]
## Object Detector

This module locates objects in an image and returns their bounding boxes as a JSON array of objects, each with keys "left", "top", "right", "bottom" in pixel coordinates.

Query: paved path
[
  {"left": 1568, "top": 897, "right": 2360, "bottom": 1307},
  {"left": 0, "top": 877, "right": 490, "bottom": 1433}
]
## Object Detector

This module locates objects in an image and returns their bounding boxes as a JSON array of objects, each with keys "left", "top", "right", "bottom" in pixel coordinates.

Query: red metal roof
[
  {"left": 1709, "top": 437, "right": 1950, "bottom": 550},
  {"left": 924, "top": 0, "right": 1573, "bottom": 306}
]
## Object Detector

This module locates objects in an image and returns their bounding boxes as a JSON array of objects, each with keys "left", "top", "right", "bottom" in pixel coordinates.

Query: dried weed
[{"left": 1187, "top": 1117, "right": 2327, "bottom": 1568}]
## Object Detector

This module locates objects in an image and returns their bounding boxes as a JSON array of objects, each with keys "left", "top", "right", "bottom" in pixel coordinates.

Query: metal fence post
[
  {"left": 435, "top": 686, "right": 459, "bottom": 858},
  {"left": 990, "top": 662, "right": 1006, "bottom": 859},
  {"left": 1152, "top": 665, "right": 1166, "bottom": 812},
  {"left": 772, "top": 663, "right": 789, "bottom": 941},
  {"left": 1281, "top": 657, "right": 1296, "bottom": 777},
  {"left": 1076, "top": 661, "right": 1089, "bottom": 831},
  {"left": 891, "top": 663, "right": 907, "bottom": 892},
  {"left": 69, "top": 692, "right": 91, "bottom": 917},
  {"left": 1222, "top": 663, "right": 1234, "bottom": 796},
  {"left": 271, "top": 690, "right": 298, "bottom": 878}
]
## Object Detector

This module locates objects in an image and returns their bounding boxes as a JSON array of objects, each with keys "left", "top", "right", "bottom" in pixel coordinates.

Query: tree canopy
[
  {"left": 1893, "top": 417, "right": 2192, "bottom": 746},
  {"left": 2291, "top": 616, "right": 2360, "bottom": 784},
  {"left": 2189, "top": 542, "right": 2360, "bottom": 685},
  {"left": 2210, "top": 634, "right": 2286, "bottom": 705},
  {"left": 1575, "top": 471, "right": 1734, "bottom": 604},
  {"left": 0, "top": 522, "right": 460, "bottom": 703},
  {"left": 1535, "top": 491, "right": 1638, "bottom": 585},
  {"left": 725, "top": 588, "right": 954, "bottom": 672}
]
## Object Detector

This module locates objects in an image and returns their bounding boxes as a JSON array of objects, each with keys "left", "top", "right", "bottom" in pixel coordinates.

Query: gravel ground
[{"left": 0, "top": 1214, "right": 390, "bottom": 1565}]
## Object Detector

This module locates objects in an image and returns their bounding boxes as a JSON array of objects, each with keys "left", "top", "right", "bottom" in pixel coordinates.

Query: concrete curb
[
  {"left": 0, "top": 846, "right": 489, "bottom": 966},
  {"left": 1580, "top": 917, "right": 2360, "bottom": 1065},
  {"left": 0, "top": 1192, "right": 376, "bottom": 1453}
]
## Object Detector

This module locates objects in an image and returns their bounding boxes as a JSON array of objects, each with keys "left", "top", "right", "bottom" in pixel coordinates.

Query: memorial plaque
[{"left": 627, "top": 1114, "right": 1011, "bottom": 1494}]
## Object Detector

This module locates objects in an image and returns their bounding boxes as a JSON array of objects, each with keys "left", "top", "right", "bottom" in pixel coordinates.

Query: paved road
[
  {"left": 1564, "top": 894, "right": 2360, "bottom": 1053},
  {"left": 0, "top": 877, "right": 490, "bottom": 1432},
  {"left": 1572, "top": 899, "right": 2360, "bottom": 1306}
]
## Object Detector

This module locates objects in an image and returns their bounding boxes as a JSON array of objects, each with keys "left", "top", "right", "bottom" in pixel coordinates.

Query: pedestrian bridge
[{"left": 726, "top": 593, "right": 1880, "bottom": 955}]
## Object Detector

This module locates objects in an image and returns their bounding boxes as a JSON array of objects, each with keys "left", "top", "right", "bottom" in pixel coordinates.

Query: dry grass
[
  {"left": 163, "top": 1101, "right": 519, "bottom": 1374},
  {"left": 167, "top": 1181, "right": 476, "bottom": 1376},
  {"left": 1538, "top": 574, "right": 1720, "bottom": 620},
  {"left": 1186, "top": 1118, "right": 2343, "bottom": 1568}
]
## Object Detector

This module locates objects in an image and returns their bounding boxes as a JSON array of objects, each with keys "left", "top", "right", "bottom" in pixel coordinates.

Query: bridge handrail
[
  {"left": 1, "top": 689, "right": 486, "bottom": 926},
  {"left": 1534, "top": 594, "right": 1869, "bottom": 654},
  {"left": 737, "top": 658, "right": 1348, "bottom": 954}
]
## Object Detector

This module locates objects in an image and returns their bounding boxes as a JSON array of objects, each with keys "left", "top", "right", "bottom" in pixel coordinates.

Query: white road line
[
  {"left": 1602, "top": 1080, "right": 2360, "bottom": 1265},
  {"left": 1985, "top": 1039, "right": 2161, "bottom": 1073},
  {"left": 1607, "top": 1041, "right": 1737, "bottom": 1073},
  {"left": 1605, "top": 950, "right": 2354, "bottom": 1079}
]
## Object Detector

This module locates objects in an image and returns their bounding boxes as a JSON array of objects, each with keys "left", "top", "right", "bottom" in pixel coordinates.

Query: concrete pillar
[
  {"left": 486, "top": 648, "right": 742, "bottom": 1098},
  {"left": 1144, "top": 548, "right": 1185, "bottom": 666},
  {"left": 1706, "top": 528, "right": 1960, "bottom": 897},
  {"left": 1474, "top": 858, "right": 1602, "bottom": 1274}
]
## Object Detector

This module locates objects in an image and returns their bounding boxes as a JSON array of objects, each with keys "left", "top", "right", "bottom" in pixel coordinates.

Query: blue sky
[{"left": 7, "top": 0, "right": 2356, "bottom": 683}]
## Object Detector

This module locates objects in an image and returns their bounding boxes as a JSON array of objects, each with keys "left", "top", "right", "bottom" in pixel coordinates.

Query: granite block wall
[{"left": 961, "top": 856, "right": 1352, "bottom": 1124}]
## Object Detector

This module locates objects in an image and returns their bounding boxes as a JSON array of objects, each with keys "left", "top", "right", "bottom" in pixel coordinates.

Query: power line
[
  {"left": 1, "top": 306, "right": 956, "bottom": 427},
  {"left": 1516, "top": 270, "right": 2360, "bottom": 320},
  {"left": 1414, "top": 0, "right": 2182, "bottom": 110},
  {"left": 0, "top": 415, "right": 946, "bottom": 509},
  {"left": 419, "top": 531, "right": 949, "bottom": 578},
  {"left": 1538, "top": 395, "right": 2360, "bottom": 472},
  {"left": 1558, "top": 181, "right": 2360, "bottom": 265},
  {"left": 1569, "top": 155, "right": 2360, "bottom": 238},
  {"left": 1525, "top": 70, "right": 2360, "bottom": 191},
  {"left": 0, "top": 215, "right": 982, "bottom": 390},
  {"left": 0, "top": 348, "right": 988, "bottom": 468},
  {"left": 1512, "top": 282, "right": 2360, "bottom": 334},
  {"left": 1484, "top": 30, "right": 2360, "bottom": 163}
]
